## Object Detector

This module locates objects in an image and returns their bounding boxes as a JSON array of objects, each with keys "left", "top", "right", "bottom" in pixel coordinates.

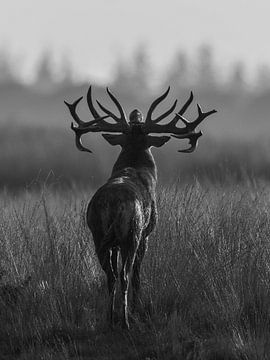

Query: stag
[{"left": 64, "top": 86, "right": 216, "bottom": 329}]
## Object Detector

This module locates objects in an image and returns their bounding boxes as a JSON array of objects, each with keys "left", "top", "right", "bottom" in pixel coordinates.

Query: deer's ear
[
  {"left": 102, "top": 134, "right": 125, "bottom": 146},
  {"left": 147, "top": 135, "right": 171, "bottom": 148}
]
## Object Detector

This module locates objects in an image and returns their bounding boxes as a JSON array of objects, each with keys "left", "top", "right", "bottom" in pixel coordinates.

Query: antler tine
[
  {"left": 179, "top": 91, "right": 194, "bottom": 116},
  {"left": 64, "top": 97, "right": 101, "bottom": 127},
  {"left": 96, "top": 87, "right": 129, "bottom": 131},
  {"left": 169, "top": 103, "right": 216, "bottom": 152},
  {"left": 172, "top": 131, "right": 202, "bottom": 153},
  {"left": 106, "top": 87, "right": 128, "bottom": 126},
  {"left": 64, "top": 97, "right": 83, "bottom": 126},
  {"left": 174, "top": 104, "right": 217, "bottom": 133},
  {"left": 88, "top": 85, "right": 129, "bottom": 129},
  {"left": 71, "top": 122, "right": 93, "bottom": 153},
  {"left": 193, "top": 105, "right": 217, "bottom": 129},
  {"left": 96, "top": 100, "right": 119, "bottom": 122},
  {"left": 70, "top": 113, "right": 109, "bottom": 153},
  {"left": 87, "top": 85, "right": 102, "bottom": 119},
  {"left": 163, "top": 91, "right": 194, "bottom": 128},
  {"left": 145, "top": 86, "right": 171, "bottom": 125},
  {"left": 152, "top": 99, "right": 178, "bottom": 124}
]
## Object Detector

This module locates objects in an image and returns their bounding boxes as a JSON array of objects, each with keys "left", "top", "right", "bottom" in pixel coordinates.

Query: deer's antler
[
  {"left": 143, "top": 88, "right": 217, "bottom": 152},
  {"left": 145, "top": 87, "right": 178, "bottom": 125},
  {"left": 64, "top": 86, "right": 130, "bottom": 152},
  {"left": 65, "top": 85, "right": 217, "bottom": 153}
]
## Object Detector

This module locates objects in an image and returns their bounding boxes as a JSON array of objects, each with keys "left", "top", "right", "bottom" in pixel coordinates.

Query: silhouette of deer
[{"left": 64, "top": 86, "right": 216, "bottom": 329}]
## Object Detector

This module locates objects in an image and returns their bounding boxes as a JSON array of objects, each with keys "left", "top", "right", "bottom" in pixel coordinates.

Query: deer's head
[{"left": 64, "top": 86, "right": 217, "bottom": 154}]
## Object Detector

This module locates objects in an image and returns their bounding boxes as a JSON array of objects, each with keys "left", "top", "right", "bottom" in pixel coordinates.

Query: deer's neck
[{"left": 111, "top": 148, "right": 157, "bottom": 184}]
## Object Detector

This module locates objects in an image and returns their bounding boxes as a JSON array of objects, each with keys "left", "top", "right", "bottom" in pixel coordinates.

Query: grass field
[{"left": 1, "top": 178, "right": 270, "bottom": 359}]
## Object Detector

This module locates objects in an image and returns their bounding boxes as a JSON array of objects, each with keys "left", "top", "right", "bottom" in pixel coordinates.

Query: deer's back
[{"left": 86, "top": 167, "right": 156, "bottom": 249}]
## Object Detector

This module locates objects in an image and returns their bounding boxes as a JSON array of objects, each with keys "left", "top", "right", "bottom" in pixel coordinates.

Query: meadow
[{"left": 0, "top": 176, "right": 270, "bottom": 359}]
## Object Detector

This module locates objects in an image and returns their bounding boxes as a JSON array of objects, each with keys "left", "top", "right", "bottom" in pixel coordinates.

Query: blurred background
[{"left": 1, "top": 0, "right": 270, "bottom": 190}]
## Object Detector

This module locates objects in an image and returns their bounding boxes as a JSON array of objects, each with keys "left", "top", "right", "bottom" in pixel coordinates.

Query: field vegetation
[{"left": 1, "top": 175, "right": 270, "bottom": 359}]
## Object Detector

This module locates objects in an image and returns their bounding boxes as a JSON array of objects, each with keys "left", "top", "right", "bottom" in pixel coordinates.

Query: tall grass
[{"left": 1, "top": 180, "right": 270, "bottom": 359}]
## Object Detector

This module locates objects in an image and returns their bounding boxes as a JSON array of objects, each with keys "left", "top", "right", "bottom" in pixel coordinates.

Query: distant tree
[
  {"left": 255, "top": 64, "right": 270, "bottom": 93},
  {"left": 162, "top": 50, "right": 190, "bottom": 90},
  {"left": 196, "top": 45, "right": 217, "bottom": 89},
  {"left": 131, "top": 45, "right": 151, "bottom": 93},
  {"left": 228, "top": 62, "right": 246, "bottom": 92},
  {"left": 58, "top": 54, "right": 74, "bottom": 87},
  {"left": 0, "top": 47, "right": 17, "bottom": 84},
  {"left": 112, "top": 58, "right": 133, "bottom": 92},
  {"left": 34, "top": 51, "right": 55, "bottom": 92},
  {"left": 112, "top": 46, "right": 152, "bottom": 98}
]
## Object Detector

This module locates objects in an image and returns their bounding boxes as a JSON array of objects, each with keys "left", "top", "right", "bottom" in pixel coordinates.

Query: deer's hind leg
[
  {"left": 119, "top": 241, "right": 139, "bottom": 330},
  {"left": 132, "top": 203, "right": 156, "bottom": 310},
  {"left": 97, "top": 246, "right": 119, "bottom": 327},
  {"left": 131, "top": 236, "right": 148, "bottom": 310}
]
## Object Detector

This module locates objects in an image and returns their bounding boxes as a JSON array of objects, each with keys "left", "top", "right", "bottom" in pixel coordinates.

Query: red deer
[{"left": 64, "top": 86, "right": 216, "bottom": 329}]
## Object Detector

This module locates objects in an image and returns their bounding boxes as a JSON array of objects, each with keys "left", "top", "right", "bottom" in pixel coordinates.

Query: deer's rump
[{"left": 86, "top": 183, "right": 151, "bottom": 255}]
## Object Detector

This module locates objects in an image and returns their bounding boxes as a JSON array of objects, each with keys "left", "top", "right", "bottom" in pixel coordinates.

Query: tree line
[{"left": 0, "top": 45, "right": 270, "bottom": 95}]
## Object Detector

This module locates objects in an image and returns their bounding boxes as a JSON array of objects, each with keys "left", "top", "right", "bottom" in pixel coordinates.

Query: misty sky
[{"left": 0, "top": 0, "right": 269, "bottom": 82}]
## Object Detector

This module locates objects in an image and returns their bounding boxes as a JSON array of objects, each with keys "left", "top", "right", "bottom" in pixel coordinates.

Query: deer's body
[
  {"left": 87, "top": 132, "right": 160, "bottom": 328},
  {"left": 88, "top": 150, "right": 157, "bottom": 255},
  {"left": 65, "top": 86, "right": 216, "bottom": 329}
]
